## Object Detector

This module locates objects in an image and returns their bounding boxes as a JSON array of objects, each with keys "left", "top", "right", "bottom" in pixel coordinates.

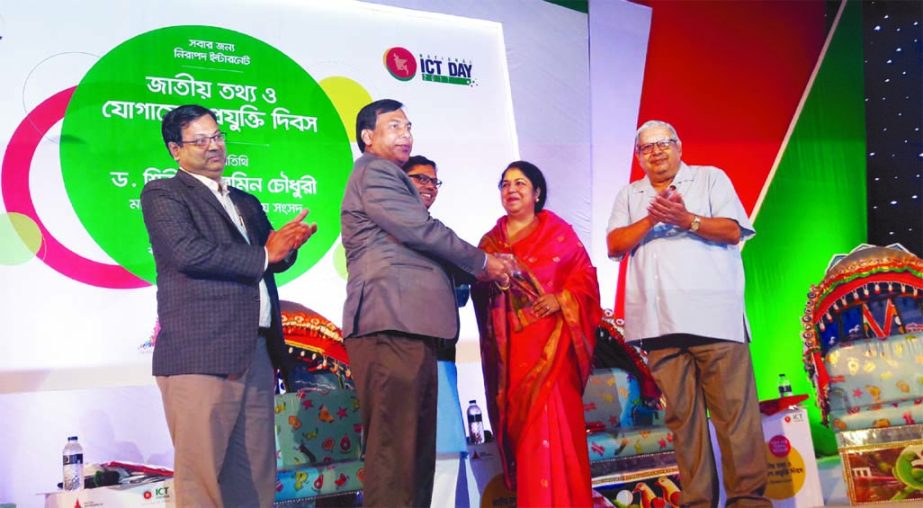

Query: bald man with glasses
[{"left": 606, "top": 120, "right": 770, "bottom": 508}]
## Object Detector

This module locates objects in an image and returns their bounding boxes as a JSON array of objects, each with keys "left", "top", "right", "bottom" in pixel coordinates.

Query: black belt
[
  {"left": 258, "top": 327, "right": 272, "bottom": 336},
  {"left": 436, "top": 338, "right": 457, "bottom": 362}
]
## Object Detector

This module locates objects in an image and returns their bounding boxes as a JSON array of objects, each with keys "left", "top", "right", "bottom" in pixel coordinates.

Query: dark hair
[
  {"left": 355, "top": 99, "right": 403, "bottom": 153},
  {"left": 402, "top": 155, "right": 437, "bottom": 173},
  {"left": 161, "top": 104, "right": 217, "bottom": 154},
  {"left": 500, "top": 160, "right": 547, "bottom": 213}
]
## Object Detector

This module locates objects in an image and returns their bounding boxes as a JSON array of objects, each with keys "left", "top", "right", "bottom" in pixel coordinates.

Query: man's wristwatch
[{"left": 689, "top": 215, "right": 701, "bottom": 233}]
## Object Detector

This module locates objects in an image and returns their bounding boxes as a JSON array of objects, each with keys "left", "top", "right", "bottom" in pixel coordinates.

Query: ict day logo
[
  {"left": 143, "top": 484, "right": 171, "bottom": 501},
  {"left": 384, "top": 47, "right": 416, "bottom": 80},
  {"left": 384, "top": 47, "right": 476, "bottom": 86}
]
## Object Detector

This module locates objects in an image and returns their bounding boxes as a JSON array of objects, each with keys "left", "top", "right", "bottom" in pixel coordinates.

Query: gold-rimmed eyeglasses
[
  {"left": 180, "top": 131, "right": 226, "bottom": 148},
  {"left": 637, "top": 138, "right": 677, "bottom": 156}
]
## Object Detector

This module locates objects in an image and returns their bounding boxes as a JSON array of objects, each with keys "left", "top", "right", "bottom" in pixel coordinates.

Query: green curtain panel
[{"left": 743, "top": 0, "right": 867, "bottom": 455}]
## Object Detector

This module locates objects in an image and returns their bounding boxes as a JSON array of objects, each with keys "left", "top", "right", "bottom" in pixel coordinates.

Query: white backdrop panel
[
  {"left": 0, "top": 0, "right": 517, "bottom": 391},
  {"left": 0, "top": 1, "right": 650, "bottom": 505}
]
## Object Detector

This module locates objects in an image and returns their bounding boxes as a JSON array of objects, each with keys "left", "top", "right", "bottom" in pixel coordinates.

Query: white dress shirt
[{"left": 608, "top": 163, "right": 755, "bottom": 343}]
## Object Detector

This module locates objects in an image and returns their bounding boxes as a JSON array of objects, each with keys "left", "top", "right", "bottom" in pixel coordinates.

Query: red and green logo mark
[{"left": 384, "top": 47, "right": 416, "bottom": 81}]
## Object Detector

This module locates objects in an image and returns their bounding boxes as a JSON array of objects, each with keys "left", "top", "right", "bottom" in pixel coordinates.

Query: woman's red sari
[{"left": 473, "top": 210, "right": 601, "bottom": 507}]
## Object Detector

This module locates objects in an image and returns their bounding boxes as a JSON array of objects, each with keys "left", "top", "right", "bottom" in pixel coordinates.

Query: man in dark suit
[
  {"left": 341, "top": 99, "right": 509, "bottom": 507},
  {"left": 141, "top": 104, "right": 315, "bottom": 508}
]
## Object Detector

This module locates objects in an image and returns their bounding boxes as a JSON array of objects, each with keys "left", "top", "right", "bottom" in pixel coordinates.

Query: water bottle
[
  {"left": 778, "top": 373, "right": 793, "bottom": 398},
  {"left": 62, "top": 436, "right": 84, "bottom": 491},
  {"left": 466, "top": 400, "right": 484, "bottom": 444}
]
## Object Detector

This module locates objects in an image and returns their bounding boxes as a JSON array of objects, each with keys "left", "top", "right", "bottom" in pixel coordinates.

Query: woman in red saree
[{"left": 473, "top": 161, "right": 601, "bottom": 507}]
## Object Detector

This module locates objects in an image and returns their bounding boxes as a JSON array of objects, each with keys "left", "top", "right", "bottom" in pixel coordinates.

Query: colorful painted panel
[
  {"left": 274, "top": 388, "right": 362, "bottom": 469},
  {"left": 275, "top": 460, "right": 364, "bottom": 502},
  {"left": 837, "top": 425, "right": 923, "bottom": 505}
]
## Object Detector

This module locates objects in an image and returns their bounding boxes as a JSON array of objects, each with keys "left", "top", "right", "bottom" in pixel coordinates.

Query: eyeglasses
[
  {"left": 409, "top": 174, "right": 442, "bottom": 188},
  {"left": 180, "top": 131, "right": 226, "bottom": 148},
  {"left": 637, "top": 138, "right": 677, "bottom": 156}
]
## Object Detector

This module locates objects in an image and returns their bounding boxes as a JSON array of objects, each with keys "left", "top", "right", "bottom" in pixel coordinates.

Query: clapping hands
[
  {"left": 266, "top": 209, "right": 317, "bottom": 263},
  {"left": 647, "top": 186, "right": 692, "bottom": 229}
]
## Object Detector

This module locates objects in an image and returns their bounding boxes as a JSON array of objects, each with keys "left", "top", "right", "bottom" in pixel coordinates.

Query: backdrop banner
[{"left": 0, "top": 0, "right": 518, "bottom": 391}]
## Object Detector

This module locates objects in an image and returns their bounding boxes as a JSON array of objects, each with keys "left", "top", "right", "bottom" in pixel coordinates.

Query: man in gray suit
[
  {"left": 141, "top": 104, "right": 315, "bottom": 507},
  {"left": 341, "top": 99, "right": 509, "bottom": 507}
]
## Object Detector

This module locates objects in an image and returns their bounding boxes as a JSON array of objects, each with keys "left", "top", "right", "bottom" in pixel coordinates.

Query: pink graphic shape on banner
[{"left": 1, "top": 87, "right": 150, "bottom": 289}]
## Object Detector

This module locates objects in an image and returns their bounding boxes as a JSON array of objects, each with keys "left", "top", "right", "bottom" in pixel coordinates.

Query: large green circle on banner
[{"left": 60, "top": 25, "right": 352, "bottom": 285}]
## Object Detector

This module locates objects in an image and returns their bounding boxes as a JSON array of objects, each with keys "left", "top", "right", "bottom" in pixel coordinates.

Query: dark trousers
[
  {"left": 645, "top": 339, "right": 771, "bottom": 508},
  {"left": 346, "top": 332, "right": 438, "bottom": 508}
]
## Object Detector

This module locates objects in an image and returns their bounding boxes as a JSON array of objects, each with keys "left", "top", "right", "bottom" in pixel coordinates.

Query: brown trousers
[
  {"left": 646, "top": 339, "right": 771, "bottom": 508},
  {"left": 346, "top": 333, "right": 438, "bottom": 508},
  {"left": 157, "top": 336, "right": 276, "bottom": 508}
]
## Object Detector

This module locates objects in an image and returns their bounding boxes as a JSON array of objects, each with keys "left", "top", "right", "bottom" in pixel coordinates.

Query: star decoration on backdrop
[{"left": 864, "top": 2, "right": 923, "bottom": 255}]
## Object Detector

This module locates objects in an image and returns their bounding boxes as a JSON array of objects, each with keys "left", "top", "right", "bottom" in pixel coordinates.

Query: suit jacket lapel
[{"left": 229, "top": 190, "right": 260, "bottom": 245}]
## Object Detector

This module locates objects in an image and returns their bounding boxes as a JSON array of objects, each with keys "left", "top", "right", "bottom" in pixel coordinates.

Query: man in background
[
  {"left": 142, "top": 104, "right": 315, "bottom": 507},
  {"left": 606, "top": 120, "right": 770, "bottom": 507},
  {"left": 340, "top": 100, "right": 509, "bottom": 507},
  {"left": 402, "top": 154, "right": 473, "bottom": 506},
  {"left": 403, "top": 155, "right": 440, "bottom": 209}
]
